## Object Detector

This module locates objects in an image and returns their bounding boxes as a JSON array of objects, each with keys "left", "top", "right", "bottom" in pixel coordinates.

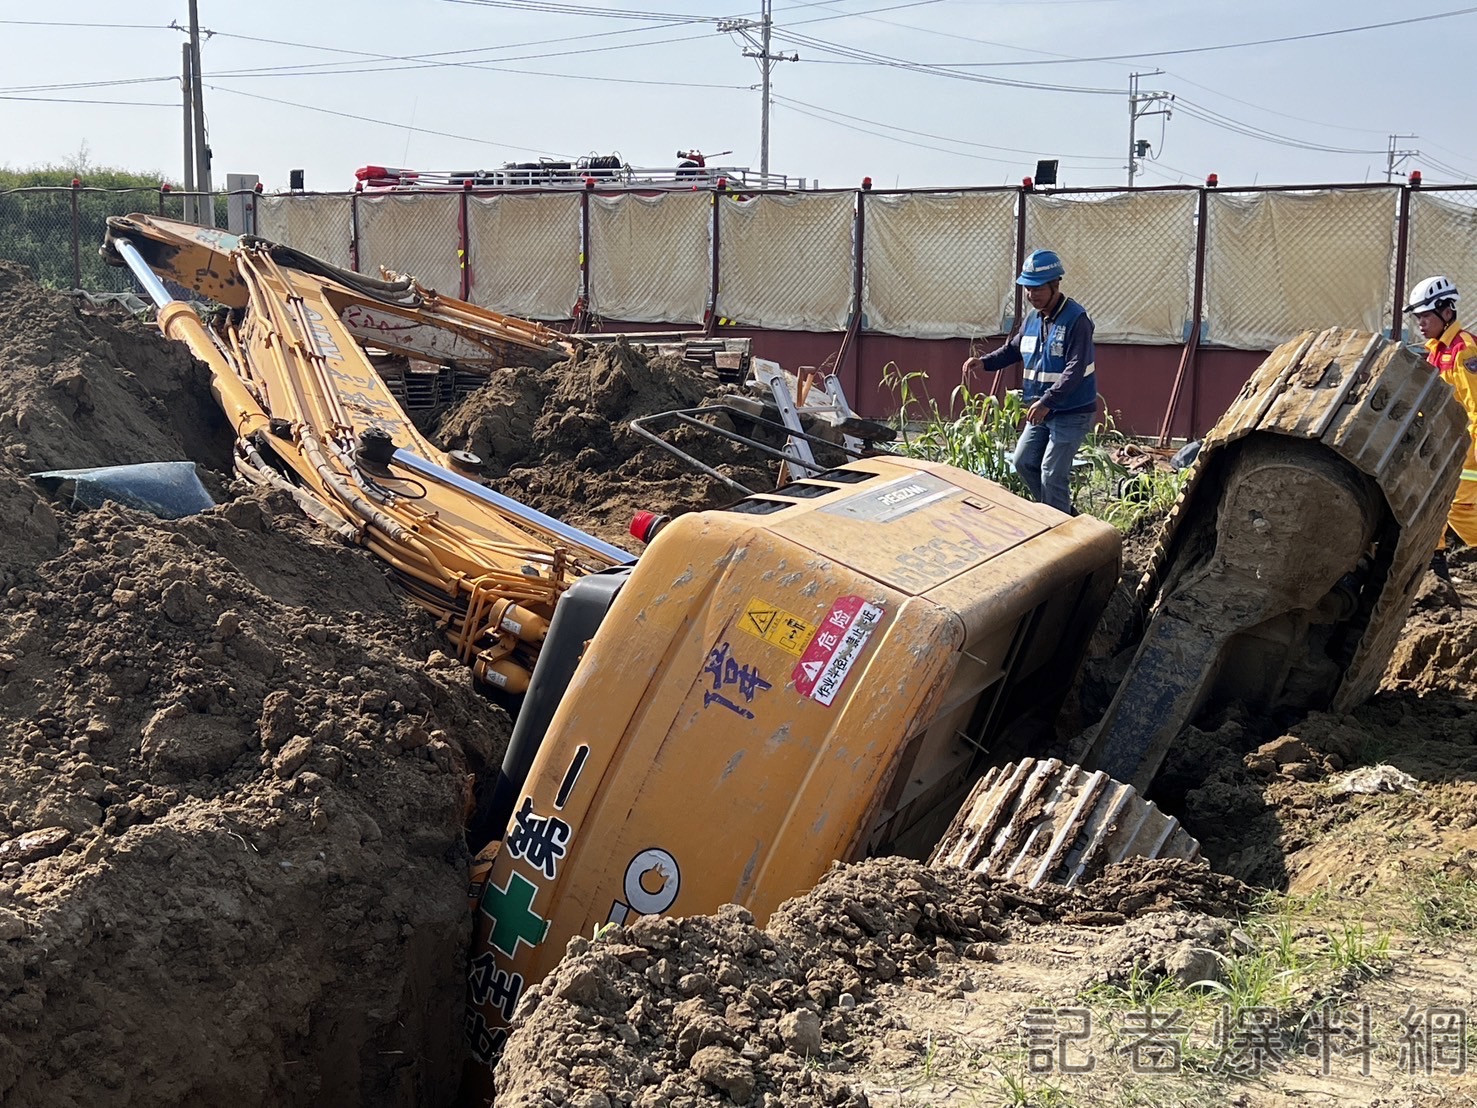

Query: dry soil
[{"left": 1, "top": 261, "right": 1474, "bottom": 1108}]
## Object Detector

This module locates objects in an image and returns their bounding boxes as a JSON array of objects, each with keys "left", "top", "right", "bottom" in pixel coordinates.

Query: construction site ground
[{"left": 0, "top": 260, "right": 1474, "bottom": 1108}]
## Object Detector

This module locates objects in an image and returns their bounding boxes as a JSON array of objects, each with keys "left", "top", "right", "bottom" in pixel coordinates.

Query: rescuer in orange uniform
[{"left": 1406, "top": 275, "right": 1477, "bottom": 579}]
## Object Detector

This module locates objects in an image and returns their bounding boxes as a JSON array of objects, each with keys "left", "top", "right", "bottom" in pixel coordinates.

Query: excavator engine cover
[{"left": 465, "top": 456, "right": 1120, "bottom": 1067}]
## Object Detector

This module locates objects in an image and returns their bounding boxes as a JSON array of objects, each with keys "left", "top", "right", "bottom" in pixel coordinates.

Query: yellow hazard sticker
[{"left": 739, "top": 597, "right": 815, "bottom": 657}]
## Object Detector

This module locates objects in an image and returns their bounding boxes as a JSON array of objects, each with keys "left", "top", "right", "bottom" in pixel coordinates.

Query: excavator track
[
  {"left": 946, "top": 328, "right": 1468, "bottom": 885},
  {"left": 1085, "top": 328, "right": 1466, "bottom": 790},
  {"left": 930, "top": 757, "right": 1197, "bottom": 888}
]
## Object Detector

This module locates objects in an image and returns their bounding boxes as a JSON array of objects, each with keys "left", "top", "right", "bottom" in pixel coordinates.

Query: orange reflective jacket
[{"left": 1426, "top": 320, "right": 1477, "bottom": 484}]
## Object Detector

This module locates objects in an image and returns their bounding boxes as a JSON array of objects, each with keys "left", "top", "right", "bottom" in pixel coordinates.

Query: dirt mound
[
  {"left": 0, "top": 268, "right": 510, "bottom": 1105},
  {"left": 0, "top": 261, "right": 230, "bottom": 484},
  {"left": 494, "top": 856, "right": 1245, "bottom": 1106},
  {"left": 435, "top": 338, "right": 783, "bottom": 545},
  {"left": 1383, "top": 549, "right": 1477, "bottom": 695}
]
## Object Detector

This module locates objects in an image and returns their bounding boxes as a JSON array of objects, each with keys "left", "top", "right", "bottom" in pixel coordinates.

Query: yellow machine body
[{"left": 465, "top": 456, "right": 1119, "bottom": 1063}]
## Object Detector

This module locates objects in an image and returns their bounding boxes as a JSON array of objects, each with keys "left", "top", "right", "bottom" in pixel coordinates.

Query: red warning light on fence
[
  {"left": 1410, "top": 170, "right": 1423, "bottom": 186},
  {"left": 1206, "top": 173, "right": 1219, "bottom": 188},
  {"left": 1022, "top": 177, "right": 1034, "bottom": 191}
]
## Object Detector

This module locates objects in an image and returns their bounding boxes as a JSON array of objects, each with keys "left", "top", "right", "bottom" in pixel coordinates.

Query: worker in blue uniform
[{"left": 963, "top": 249, "right": 1098, "bottom": 514}]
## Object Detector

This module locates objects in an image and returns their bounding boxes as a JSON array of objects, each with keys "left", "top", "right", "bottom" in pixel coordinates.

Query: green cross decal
[{"left": 481, "top": 870, "right": 550, "bottom": 957}]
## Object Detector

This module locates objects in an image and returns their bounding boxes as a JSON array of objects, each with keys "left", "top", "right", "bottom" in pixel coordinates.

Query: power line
[
  {"left": 771, "top": 93, "right": 1121, "bottom": 160},
  {"left": 772, "top": 27, "right": 1121, "bottom": 94},
  {"left": 436, "top": 0, "right": 720, "bottom": 20},
  {"left": 0, "top": 76, "right": 176, "bottom": 95},
  {"left": 1161, "top": 69, "right": 1390, "bottom": 137},
  {"left": 1174, "top": 99, "right": 1384, "bottom": 156},
  {"left": 772, "top": 98, "right": 1107, "bottom": 170},
  {"left": 0, "top": 95, "right": 175, "bottom": 107},
  {"left": 206, "top": 27, "right": 718, "bottom": 80},
  {"left": 0, "top": 19, "right": 168, "bottom": 29},
  {"left": 936, "top": 6, "right": 1477, "bottom": 66},
  {"left": 206, "top": 83, "right": 576, "bottom": 161}
]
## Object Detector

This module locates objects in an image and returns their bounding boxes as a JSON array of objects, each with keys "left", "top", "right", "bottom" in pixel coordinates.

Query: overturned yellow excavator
[{"left": 103, "top": 215, "right": 1468, "bottom": 1101}]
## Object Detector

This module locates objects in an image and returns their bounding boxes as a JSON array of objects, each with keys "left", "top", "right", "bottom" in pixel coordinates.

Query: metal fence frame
[{"left": 5, "top": 177, "right": 1473, "bottom": 439}]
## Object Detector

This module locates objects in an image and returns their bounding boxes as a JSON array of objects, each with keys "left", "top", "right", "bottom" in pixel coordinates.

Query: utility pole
[
  {"left": 181, "top": 43, "right": 196, "bottom": 224},
  {"left": 188, "top": 1, "right": 213, "bottom": 226},
  {"left": 1128, "top": 70, "right": 1173, "bottom": 187},
  {"left": 718, "top": 2, "right": 798, "bottom": 183},
  {"left": 1386, "top": 133, "right": 1419, "bottom": 182}
]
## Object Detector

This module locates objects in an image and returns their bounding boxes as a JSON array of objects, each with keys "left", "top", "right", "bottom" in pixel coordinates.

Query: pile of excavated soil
[
  {"left": 494, "top": 856, "right": 1242, "bottom": 1108},
  {"left": 0, "top": 262, "right": 511, "bottom": 1105},
  {"left": 5, "top": 252, "right": 1477, "bottom": 1108},
  {"left": 433, "top": 338, "right": 816, "bottom": 546}
]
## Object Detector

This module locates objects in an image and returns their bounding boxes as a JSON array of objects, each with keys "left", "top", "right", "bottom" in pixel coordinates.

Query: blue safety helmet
[{"left": 1017, "top": 249, "right": 1065, "bottom": 287}]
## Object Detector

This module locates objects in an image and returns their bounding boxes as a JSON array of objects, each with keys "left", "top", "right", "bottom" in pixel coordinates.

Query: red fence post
[
  {"left": 575, "top": 185, "right": 591, "bottom": 330},
  {"left": 831, "top": 181, "right": 867, "bottom": 402},
  {"left": 69, "top": 178, "right": 82, "bottom": 291},
  {"left": 994, "top": 180, "right": 1031, "bottom": 400},
  {"left": 1391, "top": 182, "right": 1412, "bottom": 341},
  {"left": 704, "top": 187, "right": 722, "bottom": 337},
  {"left": 350, "top": 189, "right": 361, "bottom": 273},
  {"left": 1158, "top": 184, "right": 1209, "bottom": 445},
  {"left": 460, "top": 182, "right": 472, "bottom": 302}
]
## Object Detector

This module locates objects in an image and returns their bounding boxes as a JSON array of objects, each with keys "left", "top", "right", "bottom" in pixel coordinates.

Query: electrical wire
[
  {"left": 1174, "top": 99, "right": 1383, "bottom": 156},
  {"left": 436, "top": 0, "right": 722, "bottom": 19},
  {"left": 1162, "top": 70, "right": 1388, "bottom": 137},
  {"left": 935, "top": 6, "right": 1477, "bottom": 66},
  {"left": 205, "top": 19, "right": 688, "bottom": 63},
  {"left": 770, "top": 93, "right": 1122, "bottom": 160},
  {"left": 0, "top": 19, "right": 168, "bottom": 29},
  {"left": 771, "top": 27, "right": 1122, "bottom": 94},
  {"left": 772, "top": 98, "right": 1105, "bottom": 169},
  {"left": 0, "top": 76, "right": 176, "bottom": 94},
  {"left": 0, "top": 95, "right": 175, "bottom": 107},
  {"left": 205, "top": 27, "right": 719, "bottom": 80},
  {"left": 205, "top": 84, "right": 578, "bottom": 160},
  {"left": 1415, "top": 154, "right": 1476, "bottom": 182}
]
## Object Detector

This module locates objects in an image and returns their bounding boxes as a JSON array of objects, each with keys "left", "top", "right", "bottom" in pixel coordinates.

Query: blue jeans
[{"left": 1012, "top": 408, "right": 1094, "bottom": 513}]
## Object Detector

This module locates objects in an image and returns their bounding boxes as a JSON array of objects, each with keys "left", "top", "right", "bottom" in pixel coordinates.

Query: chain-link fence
[
  {"left": 358, "top": 192, "right": 463, "bottom": 294},
  {"left": 1406, "top": 187, "right": 1477, "bottom": 345},
  {"left": 588, "top": 191, "right": 710, "bottom": 325},
  {"left": 1025, "top": 187, "right": 1198, "bottom": 345},
  {"left": 8, "top": 180, "right": 1467, "bottom": 355},
  {"left": 1203, "top": 187, "right": 1399, "bottom": 350},
  {"left": 861, "top": 189, "right": 1017, "bottom": 340},
  {"left": 715, "top": 191, "right": 855, "bottom": 332},
  {"left": 0, "top": 186, "right": 231, "bottom": 294}
]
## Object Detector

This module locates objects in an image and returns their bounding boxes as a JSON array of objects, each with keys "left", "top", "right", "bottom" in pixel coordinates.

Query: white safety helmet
[{"left": 1405, "top": 275, "right": 1460, "bottom": 316}]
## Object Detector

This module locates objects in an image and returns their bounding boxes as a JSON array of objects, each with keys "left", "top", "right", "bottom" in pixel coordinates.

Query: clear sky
[{"left": 4, "top": 1, "right": 1475, "bottom": 193}]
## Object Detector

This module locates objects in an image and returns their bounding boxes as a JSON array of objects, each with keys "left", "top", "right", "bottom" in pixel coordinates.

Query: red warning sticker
[{"left": 792, "top": 595, "right": 886, "bottom": 706}]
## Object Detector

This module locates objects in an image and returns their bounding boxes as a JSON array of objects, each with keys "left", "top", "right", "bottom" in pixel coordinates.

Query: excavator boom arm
[{"left": 105, "top": 214, "right": 630, "bottom": 693}]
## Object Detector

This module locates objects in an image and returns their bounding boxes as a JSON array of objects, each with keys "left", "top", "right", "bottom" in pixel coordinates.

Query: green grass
[
  {"left": 1406, "top": 867, "right": 1477, "bottom": 938},
  {"left": 881, "top": 362, "right": 1190, "bottom": 532},
  {"left": 1326, "top": 921, "right": 1391, "bottom": 978},
  {"left": 999, "top": 1070, "right": 1073, "bottom": 1107}
]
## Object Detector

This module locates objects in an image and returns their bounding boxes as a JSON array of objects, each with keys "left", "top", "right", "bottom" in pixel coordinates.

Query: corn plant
[{"left": 883, "top": 362, "right": 1031, "bottom": 496}]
